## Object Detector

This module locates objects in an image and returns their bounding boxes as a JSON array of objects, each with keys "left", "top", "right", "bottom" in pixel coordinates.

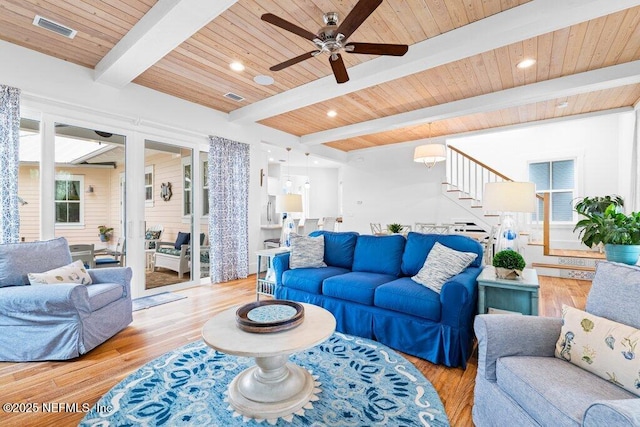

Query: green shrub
[{"left": 492, "top": 249, "right": 525, "bottom": 270}]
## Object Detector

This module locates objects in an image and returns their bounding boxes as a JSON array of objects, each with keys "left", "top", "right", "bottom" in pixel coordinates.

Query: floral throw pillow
[
  {"left": 555, "top": 304, "right": 640, "bottom": 396},
  {"left": 411, "top": 242, "right": 477, "bottom": 293},
  {"left": 289, "top": 234, "right": 327, "bottom": 269},
  {"left": 28, "top": 260, "right": 93, "bottom": 285}
]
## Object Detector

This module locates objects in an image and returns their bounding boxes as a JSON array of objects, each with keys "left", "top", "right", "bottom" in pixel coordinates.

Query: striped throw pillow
[
  {"left": 290, "top": 234, "right": 327, "bottom": 269},
  {"left": 412, "top": 242, "right": 477, "bottom": 293}
]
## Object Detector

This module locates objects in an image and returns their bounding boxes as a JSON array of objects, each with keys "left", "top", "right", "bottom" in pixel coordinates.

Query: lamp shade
[
  {"left": 413, "top": 144, "right": 446, "bottom": 163},
  {"left": 483, "top": 181, "right": 536, "bottom": 213},
  {"left": 275, "top": 194, "right": 302, "bottom": 213}
]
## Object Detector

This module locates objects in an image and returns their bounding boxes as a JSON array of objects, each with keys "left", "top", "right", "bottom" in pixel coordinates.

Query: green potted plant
[
  {"left": 574, "top": 200, "right": 640, "bottom": 265},
  {"left": 387, "top": 223, "right": 403, "bottom": 234},
  {"left": 98, "top": 225, "right": 114, "bottom": 242},
  {"left": 493, "top": 249, "right": 526, "bottom": 279}
]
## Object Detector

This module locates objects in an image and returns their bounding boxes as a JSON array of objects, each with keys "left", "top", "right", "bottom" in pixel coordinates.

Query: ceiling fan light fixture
[
  {"left": 253, "top": 75, "right": 274, "bottom": 85},
  {"left": 516, "top": 58, "right": 536, "bottom": 69}
]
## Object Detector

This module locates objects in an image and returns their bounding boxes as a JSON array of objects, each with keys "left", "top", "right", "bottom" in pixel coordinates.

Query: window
[
  {"left": 55, "top": 175, "right": 83, "bottom": 224},
  {"left": 183, "top": 161, "right": 192, "bottom": 217},
  {"left": 202, "top": 160, "right": 209, "bottom": 216},
  {"left": 145, "top": 165, "right": 154, "bottom": 206},
  {"left": 529, "top": 159, "right": 575, "bottom": 222}
]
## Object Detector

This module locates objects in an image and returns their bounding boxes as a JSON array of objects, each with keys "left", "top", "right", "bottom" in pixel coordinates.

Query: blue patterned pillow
[
  {"left": 412, "top": 242, "right": 477, "bottom": 293},
  {"left": 289, "top": 234, "right": 326, "bottom": 269}
]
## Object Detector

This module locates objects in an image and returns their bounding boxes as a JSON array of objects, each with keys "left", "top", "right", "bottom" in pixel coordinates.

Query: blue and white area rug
[{"left": 80, "top": 333, "right": 449, "bottom": 426}]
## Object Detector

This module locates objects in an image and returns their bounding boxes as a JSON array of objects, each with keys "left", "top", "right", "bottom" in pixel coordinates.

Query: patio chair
[
  {"left": 69, "top": 243, "right": 95, "bottom": 269},
  {"left": 94, "top": 237, "right": 125, "bottom": 268},
  {"left": 144, "top": 224, "right": 164, "bottom": 250},
  {"left": 154, "top": 232, "right": 205, "bottom": 278}
]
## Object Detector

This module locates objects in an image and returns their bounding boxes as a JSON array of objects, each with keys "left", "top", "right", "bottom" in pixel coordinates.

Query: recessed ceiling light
[
  {"left": 327, "top": 110, "right": 337, "bottom": 117},
  {"left": 254, "top": 75, "right": 274, "bottom": 85},
  {"left": 516, "top": 58, "right": 536, "bottom": 69},
  {"left": 230, "top": 61, "right": 245, "bottom": 72},
  {"left": 557, "top": 101, "right": 569, "bottom": 109}
]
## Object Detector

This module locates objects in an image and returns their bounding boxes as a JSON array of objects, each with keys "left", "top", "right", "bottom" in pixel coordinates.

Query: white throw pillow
[
  {"left": 28, "top": 260, "right": 93, "bottom": 285},
  {"left": 412, "top": 242, "right": 477, "bottom": 293},
  {"left": 289, "top": 234, "right": 327, "bottom": 269},
  {"left": 555, "top": 305, "right": 640, "bottom": 397}
]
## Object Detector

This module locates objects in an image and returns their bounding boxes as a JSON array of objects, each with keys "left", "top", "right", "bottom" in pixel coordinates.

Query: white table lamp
[
  {"left": 483, "top": 182, "right": 536, "bottom": 254},
  {"left": 276, "top": 194, "right": 303, "bottom": 247}
]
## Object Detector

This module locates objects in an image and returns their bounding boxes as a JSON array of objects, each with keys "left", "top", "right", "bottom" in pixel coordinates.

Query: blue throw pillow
[
  {"left": 309, "top": 230, "right": 359, "bottom": 269},
  {"left": 174, "top": 232, "right": 191, "bottom": 250},
  {"left": 352, "top": 234, "right": 406, "bottom": 276}
]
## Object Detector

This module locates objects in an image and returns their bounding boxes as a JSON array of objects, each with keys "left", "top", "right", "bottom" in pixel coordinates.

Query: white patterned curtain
[
  {"left": 208, "top": 136, "right": 250, "bottom": 283},
  {"left": 0, "top": 85, "right": 21, "bottom": 244}
]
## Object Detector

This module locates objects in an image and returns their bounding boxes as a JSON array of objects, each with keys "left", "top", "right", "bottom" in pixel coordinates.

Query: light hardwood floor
[{"left": 0, "top": 275, "right": 591, "bottom": 427}]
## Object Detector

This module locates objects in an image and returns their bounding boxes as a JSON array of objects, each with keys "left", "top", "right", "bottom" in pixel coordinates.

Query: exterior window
[
  {"left": 183, "top": 162, "right": 192, "bottom": 216},
  {"left": 145, "top": 165, "right": 154, "bottom": 206},
  {"left": 55, "top": 175, "right": 83, "bottom": 224},
  {"left": 529, "top": 159, "right": 575, "bottom": 222},
  {"left": 202, "top": 160, "right": 209, "bottom": 216}
]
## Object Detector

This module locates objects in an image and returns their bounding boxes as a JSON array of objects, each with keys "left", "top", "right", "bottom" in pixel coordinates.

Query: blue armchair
[
  {"left": 0, "top": 237, "right": 132, "bottom": 361},
  {"left": 473, "top": 261, "right": 640, "bottom": 426}
]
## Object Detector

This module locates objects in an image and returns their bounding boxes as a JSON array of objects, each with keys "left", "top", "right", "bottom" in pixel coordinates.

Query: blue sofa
[
  {"left": 0, "top": 237, "right": 133, "bottom": 361},
  {"left": 273, "top": 231, "right": 484, "bottom": 368}
]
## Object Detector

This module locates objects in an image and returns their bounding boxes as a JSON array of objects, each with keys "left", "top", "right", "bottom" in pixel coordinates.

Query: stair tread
[{"left": 548, "top": 249, "right": 606, "bottom": 259}]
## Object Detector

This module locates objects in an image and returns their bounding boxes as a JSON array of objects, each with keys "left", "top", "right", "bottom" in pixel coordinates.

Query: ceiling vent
[
  {"left": 32, "top": 15, "right": 77, "bottom": 39},
  {"left": 223, "top": 92, "right": 245, "bottom": 102}
]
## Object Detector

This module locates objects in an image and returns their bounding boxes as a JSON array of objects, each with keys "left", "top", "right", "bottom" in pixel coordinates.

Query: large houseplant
[{"left": 574, "top": 199, "right": 640, "bottom": 265}]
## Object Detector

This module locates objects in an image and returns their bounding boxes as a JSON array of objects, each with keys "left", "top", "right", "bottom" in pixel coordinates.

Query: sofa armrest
[
  {"left": 0, "top": 284, "right": 91, "bottom": 319},
  {"left": 475, "top": 314, "right": 562, "bottom": 381},
  {"left": 88, "top": 267, "right": 133, "bottom": 297},
  {"left": 272, "top": 252, "right": 291, "bottom": 286},
  {"left": 584, "top": 400, "right": 640, "bottom": 426},
  {"left": 439, "top": 266, "right": 482, "bottom": 328}
]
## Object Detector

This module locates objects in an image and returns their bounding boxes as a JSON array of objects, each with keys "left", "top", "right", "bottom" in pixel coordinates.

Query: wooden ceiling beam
[
  {"left": 229, "top": 0, "right": 640, "bottom": 124},
  {"left": 95, "top": 0, "right": 238, "bottom": 88},
  {"left": 301, "top": 60, "right": 640, "bottom": 146}
]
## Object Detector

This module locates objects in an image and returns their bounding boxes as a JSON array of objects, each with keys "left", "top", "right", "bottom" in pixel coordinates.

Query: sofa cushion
[
  {"left": 0, "top": 237, "right": 73, "bottom": 287},
  {"left": 174, "top": 232, "right": 190, "bottom": 250},
  {"left": 587, "top": 261, "right": 640, "bottom": 329},
  {"left": 27, "top": 260, "right": 92, "bottom": 285},
  {"left": 282, "top": 266, "right": 350, "bottom": 294},
  {"left": 86, "top": 283, "right": 125, "bottom": 312},
  {"left": 322, "top": 271, "right": 396, "bottom": 305},
  {"left": 290, "top": 234, "right": 326, "bottom": 269},
  {"left": 401, "top": 232, "right": 484, "bottom": 277},
  {"left": 555, "top": 305, "right": 640, "bottom": 396},
  {"left": 157, "top": 247, "right": 182, "bottom": 256},
  {"left": 496, "top": 356, "right": 635, "bottom": 426},
  {"left": 374, "top": 277, "right": 442, "bottom": 322},
  {"left": 351, "top": 234, "right": 405, "bottom": 276},
  {"left": 411, "top": 242, "right": 478, "bottom": 293},
  {"left": 309, "top": 230, "right": 359, "bottom": 269}
]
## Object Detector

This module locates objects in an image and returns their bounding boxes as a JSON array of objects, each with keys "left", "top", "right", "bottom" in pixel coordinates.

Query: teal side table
[{"left": 477, "top": 266, "right": 539, "bottom": 315}]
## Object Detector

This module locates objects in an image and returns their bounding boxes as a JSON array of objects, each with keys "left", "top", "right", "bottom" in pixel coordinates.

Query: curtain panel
[
  {"left": 208, "top": 136, "right": 250, "bottom": 283},
  {"left": 0, "top": 85, "right": 21, "bottom": 244}
]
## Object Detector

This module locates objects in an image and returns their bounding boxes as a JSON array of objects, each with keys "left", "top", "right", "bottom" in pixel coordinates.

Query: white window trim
[
  {"left": 528, "top": 157, "right": 579, "bottom": 224},
  {"left": 145, "top": 165, "right": 154, "bottom": 207},
  {"left": 54, "top": 174, "right": 84, "bottom": 226},
  {"left": 182, "top": 156, "right": 192, "bottom": 219},
  {"left": 202, "top": 158, "right": 209, "bottom": 218}
]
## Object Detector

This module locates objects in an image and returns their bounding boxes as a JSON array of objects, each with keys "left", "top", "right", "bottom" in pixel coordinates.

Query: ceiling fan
[{"left": 261, "top": 0, "right": 408, "bottom": 84}]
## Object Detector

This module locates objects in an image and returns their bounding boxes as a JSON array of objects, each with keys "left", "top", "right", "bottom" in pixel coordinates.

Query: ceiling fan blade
[
  {"left": 329, "top": 54, "right": 349, "bottom": 84},
  {"left": 270, "top": 51, "right": 319, "bottom": 71},
  {"left": 337, "top": 0, "right": 383, "bottom": 40},
  {"left": 346, "top": 42, "right": 408, "bottom": 56},
  {"left": 261, "top": 13, "right": 318, "bottom": 41}
]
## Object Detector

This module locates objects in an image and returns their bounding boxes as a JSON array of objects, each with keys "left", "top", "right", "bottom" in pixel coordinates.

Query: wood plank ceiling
[{"left": 1, "top": 0, "right": 640, "bottom": 153}]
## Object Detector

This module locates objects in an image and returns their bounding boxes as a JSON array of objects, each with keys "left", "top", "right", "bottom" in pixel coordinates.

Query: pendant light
[
  {"left": 304, "top": 152, "right": 311, "bottom": 189},
  {"left": 285, "top": 147, "right": 292, "bottom": 188}
]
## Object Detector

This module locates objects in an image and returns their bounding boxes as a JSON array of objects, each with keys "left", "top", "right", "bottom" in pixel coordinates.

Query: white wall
[{"left": 340, "top": 139, "right": 470, "bottom": 234}]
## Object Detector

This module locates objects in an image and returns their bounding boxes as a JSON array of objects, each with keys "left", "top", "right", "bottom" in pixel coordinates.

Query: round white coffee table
[{"left": 201, "top": 302, "right": 336, "bottom": 419}]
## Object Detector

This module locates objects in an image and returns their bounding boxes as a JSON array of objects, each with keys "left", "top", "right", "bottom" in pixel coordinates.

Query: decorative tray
[{"left": 235, "top": 300, "right": 305, "bottom": 333}]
